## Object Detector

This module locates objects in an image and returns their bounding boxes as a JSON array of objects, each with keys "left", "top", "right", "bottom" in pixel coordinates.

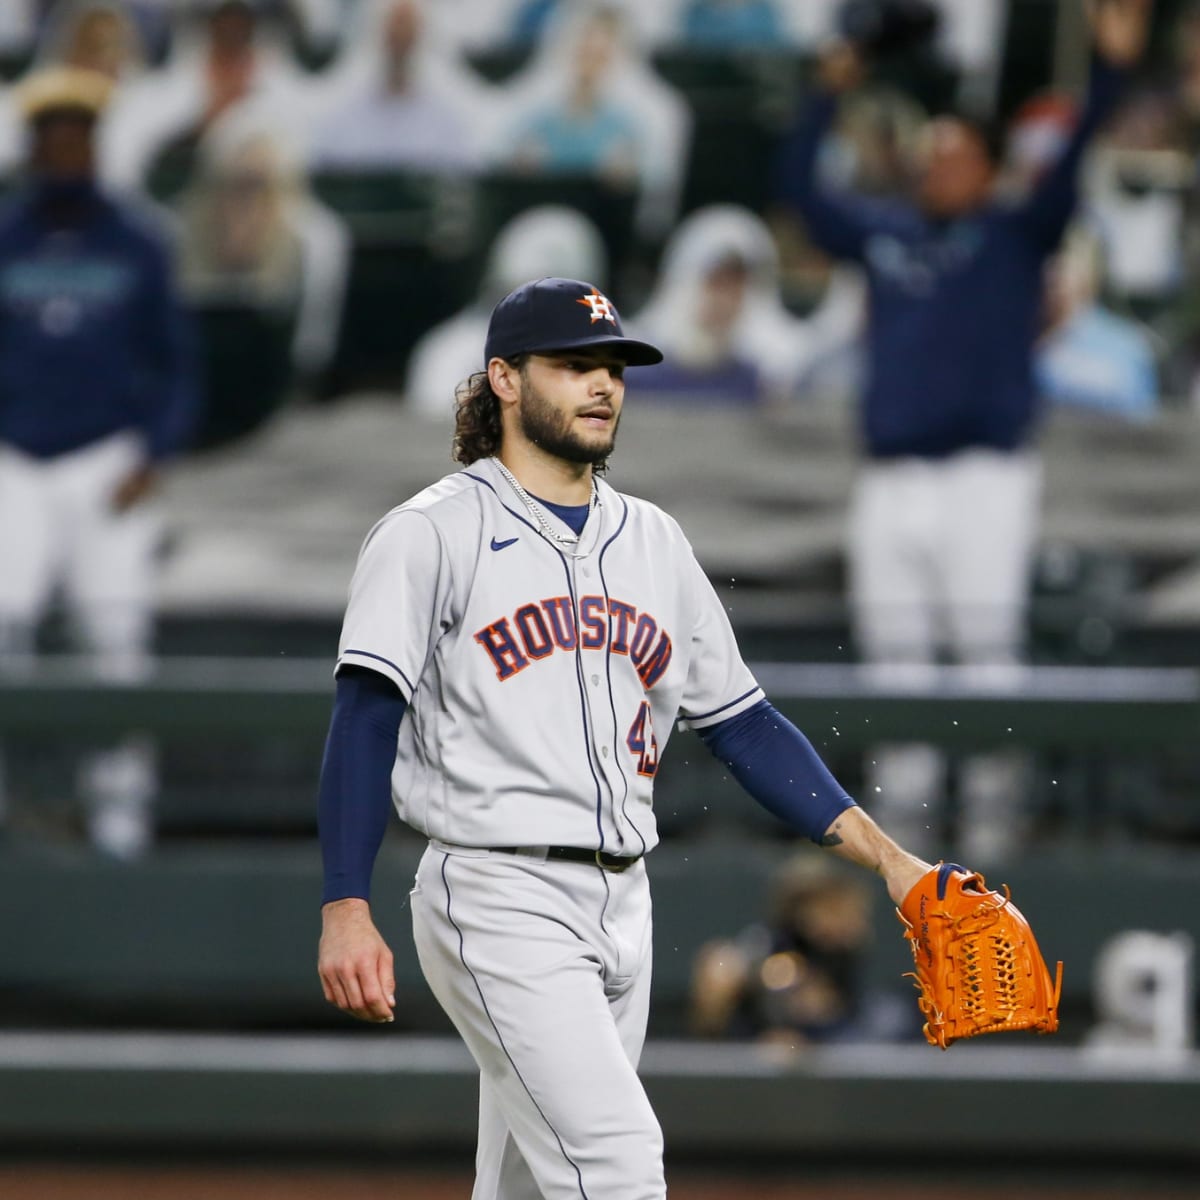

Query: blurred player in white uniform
[{"left": 316, "top": 277, "right": 931, "bottom": 1199}]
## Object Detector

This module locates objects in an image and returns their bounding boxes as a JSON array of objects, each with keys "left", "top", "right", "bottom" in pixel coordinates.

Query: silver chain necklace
[{"left": 494, "top": 459, "right": 597, "bottom": 547}]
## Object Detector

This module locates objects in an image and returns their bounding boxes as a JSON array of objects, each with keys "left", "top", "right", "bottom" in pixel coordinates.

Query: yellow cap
[{"left": 18, "top": 67, "right": 114, "bottom": 122}]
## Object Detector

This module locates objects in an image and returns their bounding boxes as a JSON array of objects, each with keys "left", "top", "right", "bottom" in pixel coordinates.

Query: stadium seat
[
  {"left": 651, "top": 49, "right": 805, "bottom": 215},
  {"left": 189, "top": 303, "right": 297, "bottom": 450},
  {"left": 309, "top": 170, "right": 481, "bottom": 389},
  {"left": 475, "top": 170, "right": 638, "bottom": 281}
]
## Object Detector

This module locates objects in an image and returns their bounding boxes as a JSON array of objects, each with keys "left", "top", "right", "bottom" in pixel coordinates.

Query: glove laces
[{"left": 956, "top": 887, "right": 1024, "bottom": 1028}]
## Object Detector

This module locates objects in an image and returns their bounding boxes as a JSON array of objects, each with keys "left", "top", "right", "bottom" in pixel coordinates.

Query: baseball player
[
  {"left": 317, "top": 277, "right": 931, "bottom": 1199},
  {"left": 777, "top": 0, "right": 1150, "bottom": 861},
  {"left": 0, "top": 66, "right": 198, "bottom": 856}
]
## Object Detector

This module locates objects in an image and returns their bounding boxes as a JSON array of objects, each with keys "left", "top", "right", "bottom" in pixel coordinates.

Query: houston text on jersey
[{"left": 474, "top": 595, "right": 672, "bottom": 687}]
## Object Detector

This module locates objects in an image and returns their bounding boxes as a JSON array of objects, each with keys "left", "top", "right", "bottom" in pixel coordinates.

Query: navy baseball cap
[{"left": 484, "top": 277, "right": 663, "bottom": 367}]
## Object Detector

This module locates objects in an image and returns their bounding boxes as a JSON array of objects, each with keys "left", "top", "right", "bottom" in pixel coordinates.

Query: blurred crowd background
[
  {"left": 4, "top": 0, "right": 1200, "bottom": 432},
  {"left": 0, "top": 0, "right": 1197, "bottom": 1074}
]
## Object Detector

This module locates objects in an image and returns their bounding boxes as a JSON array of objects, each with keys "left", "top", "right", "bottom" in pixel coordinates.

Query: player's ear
[{"left": 487, "top": 357, "right": 521, "bottom": 407}]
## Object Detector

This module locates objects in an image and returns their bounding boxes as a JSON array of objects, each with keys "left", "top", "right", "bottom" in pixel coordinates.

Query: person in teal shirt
[
  {"left": 680, "top": 0, "right": 787, "bottom": 48},
  {"left": 1037, "top": 230, "right": 1158, "bottom": 421},
  {"left": 505, "top": 7, "right": 642, "bottom": 185},
  {"left": 510, "top": 103, "right": 641, "bottom": 177}
]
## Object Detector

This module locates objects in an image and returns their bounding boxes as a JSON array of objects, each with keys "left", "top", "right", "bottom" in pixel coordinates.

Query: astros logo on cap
[{"left": 577, "top": 289, "right": 617, "bottom": 325}]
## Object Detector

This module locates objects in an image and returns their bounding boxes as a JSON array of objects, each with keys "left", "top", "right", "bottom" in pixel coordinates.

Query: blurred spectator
[
  {"left": 5, "top": 2, "right": 151, "bottom": 183},
  {"left": 630, "top": 204, "right": 861, "bottom": 408},
  {"left": 0, "top": 67, "right": 199, "bottom": 857},
  {"left": 407, "top": 204, "right": 606, "bottom": 418},
  {"left": 38, "top": 0, "right": 145, "bottom": 80},
  {"left": 677, "top": 0, "right": 788, "bottom": 49},
  {"left": 1084, "top": 86, "right": 1192, "bottom": 325},
  {"left": 104, "top": 0, "right": 322, "bottom": 194},
  {"left": 493, "top": 1, "right": 692, "bottom": 236},
  {"left": 178, "top": 106, "right": 349, "bottom": 446},
  {"left": 777, "top": 2, "right": 1146, "bottom": 861},
  {"left": 503, "top": 7, "right": 640, "bottom": 184},
  {"left": 821, "top": 84, "right": 927, "bottom": 197},
  {"left": 310, "top": 0, "right": 488, "bottom": 174},
  {"left": 689, "top": 854, "right": 910, "bottom": 1045},
  {"left": 1037, "top": 226, "right": 1159, "bottom": 421}
]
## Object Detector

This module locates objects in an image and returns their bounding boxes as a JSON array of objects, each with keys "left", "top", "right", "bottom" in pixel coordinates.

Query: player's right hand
[{"left": 318, "top": 898, "right": 396, "bottom": 1023}]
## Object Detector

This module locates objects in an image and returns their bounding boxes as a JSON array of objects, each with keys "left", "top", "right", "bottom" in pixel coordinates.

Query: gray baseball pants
[{"left": 411, "top": 842, "right": 665, "bottom": 1200}]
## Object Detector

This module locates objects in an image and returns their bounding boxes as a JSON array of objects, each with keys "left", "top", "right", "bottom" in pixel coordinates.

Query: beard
[{"left": 516, "top": 374, "right": 620, "bottom": 467}]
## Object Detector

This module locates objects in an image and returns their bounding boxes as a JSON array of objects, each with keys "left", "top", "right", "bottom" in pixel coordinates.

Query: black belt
[{"left": 490, "top": 846, "right": 642, "bottom": 873}]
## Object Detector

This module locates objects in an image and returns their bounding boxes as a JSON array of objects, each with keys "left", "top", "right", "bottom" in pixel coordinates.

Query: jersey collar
[{"left": 478, "top": 456, "right": 610, "bottom": 559}]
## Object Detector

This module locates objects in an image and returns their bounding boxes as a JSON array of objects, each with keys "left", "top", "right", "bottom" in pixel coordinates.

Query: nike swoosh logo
[{"left": 490, "top": 536, "right": 518, "bottom": 551}]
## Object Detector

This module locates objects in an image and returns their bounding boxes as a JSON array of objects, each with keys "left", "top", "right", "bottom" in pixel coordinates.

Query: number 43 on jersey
[{"left": 626, "top": 702, "right": 659, "bottom": 777}]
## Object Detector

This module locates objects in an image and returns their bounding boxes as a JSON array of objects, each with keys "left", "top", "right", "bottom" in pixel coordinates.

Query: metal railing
[{"left": 3, "top": 657, "right": 1197, "bottom": 748}]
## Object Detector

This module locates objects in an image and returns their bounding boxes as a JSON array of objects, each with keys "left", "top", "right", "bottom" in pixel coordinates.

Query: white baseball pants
[
  {"left": 0, "top": 432, "right": 159, "bottom": 674},
  {"left": 411, "top": 843, "right": 664, "bottom": 1200},
  {"left": 0, "top": 433, "right": 160, "bottom": 854},
  {"left": 847, "top": 448, "right": 1042, "bottom": 859}
]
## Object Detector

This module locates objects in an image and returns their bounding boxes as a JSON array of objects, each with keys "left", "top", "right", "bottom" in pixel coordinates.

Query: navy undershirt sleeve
[
  {"left": 318, "top": 666, "right": 407, "bottom": 904},
  {"left": 697, "top": 699, "right": 856, "bottom": 842}
]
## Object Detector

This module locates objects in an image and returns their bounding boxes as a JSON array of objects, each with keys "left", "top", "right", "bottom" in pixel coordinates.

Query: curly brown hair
[{"left": 452, "top": 358, "right": 523, "bottom": 466}]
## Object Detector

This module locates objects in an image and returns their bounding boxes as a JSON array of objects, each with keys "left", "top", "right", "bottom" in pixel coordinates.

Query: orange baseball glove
[{"left": 897, "top": 862, "right": 1063, "bottom": 1049}]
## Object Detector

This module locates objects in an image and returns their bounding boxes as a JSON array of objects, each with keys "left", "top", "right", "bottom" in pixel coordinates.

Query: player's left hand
[
  {"left": 110, "top": 463, "right": 160, "bottom": 512},
  {"left": 318, "top": 898, "right": 397, "bottom": 1024},
  {"left": 1087, "top": 0, "right": 1153, "bottom": 67},
  {"left": 897, "top": 862, "right": 1063, "bottom": 1048}
]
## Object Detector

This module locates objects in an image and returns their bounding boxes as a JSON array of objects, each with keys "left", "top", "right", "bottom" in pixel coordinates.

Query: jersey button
[
  {"left": 601, "top": 746, "right": 609, "bottom": 758},
  {"left": 590, "top": 674, "right": 599, "bottom": 686}
]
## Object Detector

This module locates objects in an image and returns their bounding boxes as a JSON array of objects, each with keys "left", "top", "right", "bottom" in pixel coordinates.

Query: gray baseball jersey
[
  {"left": 338, "top": 453, "right": 769, "bottom": 1197},
  {"left": 336, "top": 454, "right": 764, "bottom": 854}
]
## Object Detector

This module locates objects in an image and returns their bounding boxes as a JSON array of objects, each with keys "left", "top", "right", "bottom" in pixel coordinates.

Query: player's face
[
  {"left": 516, "top": 352, "right": 626, "bottom": 466},
  {"left": 31, "top": 111, "right": 96, "bottom": 180},
  {"left": 917, "top": 118, "right": 994, "bottom": 218}
]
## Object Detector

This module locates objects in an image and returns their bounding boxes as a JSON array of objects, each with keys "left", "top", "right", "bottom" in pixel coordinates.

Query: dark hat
[{"left": 484, "top": 277, "right": 663, "bottom": 367}]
